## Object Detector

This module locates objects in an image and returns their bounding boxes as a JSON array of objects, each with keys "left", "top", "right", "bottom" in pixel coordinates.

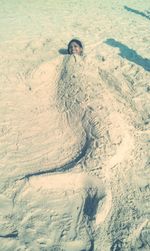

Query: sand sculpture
[{"left": 0, "top": 0, "right": 149, "bottom": 250}]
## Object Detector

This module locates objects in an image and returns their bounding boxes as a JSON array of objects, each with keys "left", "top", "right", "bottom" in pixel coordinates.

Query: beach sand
[{"left": 0, "top": 0, "right": 150, "bottom": 250}]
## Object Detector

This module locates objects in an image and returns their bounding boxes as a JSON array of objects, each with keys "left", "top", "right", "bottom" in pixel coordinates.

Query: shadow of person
[
  {"left": 58, "top": 48, "right": 68, "bottom": 55},
  {"left": 124, "top": 6, "right": 150, "bottom": 20},
  {"left": 105, "top": 38, "right": 150, "bottom": 72}
]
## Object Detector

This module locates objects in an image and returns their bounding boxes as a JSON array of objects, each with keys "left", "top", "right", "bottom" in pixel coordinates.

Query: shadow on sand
[
  {"left": 58, "top": 48, "right": 68, "bottom": 55},
  {"left": 124, "top": 6, "right": 150, "bottom": 20},
  {"left": 105, "top": 38, "right": 150, "bottom": 72}
]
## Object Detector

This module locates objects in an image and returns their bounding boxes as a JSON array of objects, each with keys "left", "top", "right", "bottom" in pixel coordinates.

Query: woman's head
[{"left": 68, "top": 39, "right": 83, "bottom": 56}]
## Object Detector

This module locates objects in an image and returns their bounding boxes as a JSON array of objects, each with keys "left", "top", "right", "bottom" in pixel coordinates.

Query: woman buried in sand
[{"left": 67, "top": 39, "right": 83, "bottom": 56}]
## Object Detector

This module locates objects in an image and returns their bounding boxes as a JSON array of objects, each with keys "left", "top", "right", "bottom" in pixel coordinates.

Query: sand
[{"left": 0, "top": 0, "right": 150, "bottom": 250}]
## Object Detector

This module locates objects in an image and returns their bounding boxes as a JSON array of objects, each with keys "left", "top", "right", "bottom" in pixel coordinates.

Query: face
[{"left": 68, "top": 42, "right": 83, "bottom": 55}]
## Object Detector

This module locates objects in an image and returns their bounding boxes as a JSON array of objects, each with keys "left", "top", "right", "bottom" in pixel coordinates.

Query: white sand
[{"left": 0, "top": 0, "right": 150, "bottom": 250}]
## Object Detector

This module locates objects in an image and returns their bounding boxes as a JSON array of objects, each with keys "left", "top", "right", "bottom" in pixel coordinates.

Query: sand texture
[{"left": 0, "top": 0, "right": 150, "bottom": 250}]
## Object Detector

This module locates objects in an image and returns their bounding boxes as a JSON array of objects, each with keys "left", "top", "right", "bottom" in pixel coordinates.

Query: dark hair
[{"left": 67, "top": 39, "right": 83, "bottom": 54}]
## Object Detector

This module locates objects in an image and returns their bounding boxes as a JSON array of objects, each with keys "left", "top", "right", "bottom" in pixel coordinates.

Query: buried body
[{"left": 0, "top": 46, "right": 112, "bottom": 251}]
